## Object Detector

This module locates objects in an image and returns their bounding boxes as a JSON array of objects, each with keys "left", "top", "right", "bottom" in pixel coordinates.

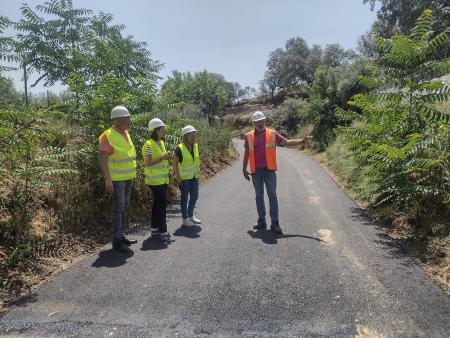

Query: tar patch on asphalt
[
  {"left": 309, "top": 195, "right": 321, "bottom": 204},
  {"left": 355, "top": 324, "right": 387, "bottom": 338},
  {"left": 317, "top": 228, "right": 335, "bottom": 245}
]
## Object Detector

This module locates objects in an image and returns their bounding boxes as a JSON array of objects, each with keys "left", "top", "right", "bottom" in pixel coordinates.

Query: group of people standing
[
  {"left": 99, "top": 105, "right": 201, "bottom": 253},
  {"left": 99, "top": 105, "right": 312, "bottom": 253}
]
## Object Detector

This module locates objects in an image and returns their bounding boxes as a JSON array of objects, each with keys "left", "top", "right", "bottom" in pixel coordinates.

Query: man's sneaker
[
  {"left": 253, "top": 222, "right": 267, "bottom": 230},
  {"left": 182, "top": 218, "right": 195, "bottom": 227},
  {"left": 112, "top": 239, "right": 121, "bottom": 250},
  {"left": 270, "top": 222, "right": 283, "bottom": 234},
  {"left": 113, "top": 240, "right": 131, "bottom": 253},
  {"left": 122, "top": 237, "right": 137, "bottom": 246},
  {"left": 151, "top": 227, "right": 160, "bottom": 237},
  {"left": 190, "top": 216, "right": 202, "bottom": 224}
]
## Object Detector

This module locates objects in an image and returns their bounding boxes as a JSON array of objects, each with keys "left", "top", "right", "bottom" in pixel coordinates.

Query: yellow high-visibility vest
[
  {"left": 142, "top": 139, "right": 169, "bottom": 186},
  {"left": 99, "top": 128, "right": 136, "bottom": 181},
  {"left": 178, "top": 143, "right": 200, "bottom": 180}
]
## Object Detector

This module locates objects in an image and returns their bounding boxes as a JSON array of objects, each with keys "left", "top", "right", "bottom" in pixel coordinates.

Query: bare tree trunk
[{"left": 23, "top": 64, "right": 28, "bottom": 106}]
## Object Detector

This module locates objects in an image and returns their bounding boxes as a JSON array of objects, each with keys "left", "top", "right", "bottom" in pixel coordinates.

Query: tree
[
  {"left": 305, "top": 44, "right": 323, "bottom": 83},
  {"left": 362, "top": 0, "right": 449, "bottom": 58},
  {"left": 307, "top": 58, "right": 371, "bottom": 150},
  {"left": 337, "top": 9, "right": 450, "bottom": 214},
  {"left": 0, "top": 16, "right": 17, "bottom": 80},
  {"left": 262, "top": 37, "right": 357, "bottom": 100},
  {"left": 272, "top": 98, "right": 308, "bottom": 136},
  {"left": 15, "top": 0, "right": 93, "bottom": 88},
  {"left": 14, "top": 0, "right": 161, "bottom": 113},
  {"left": 258, "top": 80, "right": 269, "bottom": 104},
  {"left": 322, "top": 44, "right": 356, "bottom": 68},
  {"left": 161, "top": 70, "right": 235, "bottom": 116},
  {"left": 282, "top": 37, "right": 310, "bottom": 89}
]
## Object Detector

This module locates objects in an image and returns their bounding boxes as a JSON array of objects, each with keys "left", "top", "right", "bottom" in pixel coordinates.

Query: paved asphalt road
[{"left": 1, "top": 140, "right": 449, "bottom": 337}]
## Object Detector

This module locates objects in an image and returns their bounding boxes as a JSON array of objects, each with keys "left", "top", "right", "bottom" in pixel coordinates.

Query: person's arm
[
  {"left": 144, "top": 154, "right": 167, "bottom": 166},
  {"left": 242, "top": 147, "right": 250, "bottom": 181},
  {"left": 279, "top": 136, "right": 313, "bottom": 147},
  {"left": 99, "top": 151, "right": 113, "bottom": 193},
  {"left": 144, "top": 144, "right": 171, "bottom": 167}
]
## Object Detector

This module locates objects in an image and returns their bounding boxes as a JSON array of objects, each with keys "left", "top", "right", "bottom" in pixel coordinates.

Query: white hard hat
[
  {"left": 182, "top": 125, "right": 196, "bottom": 136},
  {"left": 148, "top": 118, "right": 166, "bottom": 131},
  {"left": 111, "top": 105, "right": 130, "bottom": 119},
  {"left": 251, "top": 111, "right": 266, "bottom": 122}
]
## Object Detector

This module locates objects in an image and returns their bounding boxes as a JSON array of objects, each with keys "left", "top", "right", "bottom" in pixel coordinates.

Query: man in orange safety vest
[{"left": 243, "top": 111, "right": 312, "bottom": 234}]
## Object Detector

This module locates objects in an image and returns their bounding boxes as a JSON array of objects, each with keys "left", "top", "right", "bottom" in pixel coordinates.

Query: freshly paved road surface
[{"left": 1, "top": 140, "right": 449, "bottom": 337}]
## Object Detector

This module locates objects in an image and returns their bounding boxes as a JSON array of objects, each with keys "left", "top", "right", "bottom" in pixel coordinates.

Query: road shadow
[
  {"left": 140, "top": 236, "right": 169, "bottom": 251},
  {"left": 173, "top": 225, "right": 202, "bottom": 239},
  {"left": 350, "top": 207, "right": 417, "bottom": 267},
  {"left": 7, "top": 292, "right": 39, "bottom": 313},
  {"left": 247, "top": 229, "right": 325, "bottom": 245},
  {"left": 91, "top": 249, "right": 134, "bottom": 268}
]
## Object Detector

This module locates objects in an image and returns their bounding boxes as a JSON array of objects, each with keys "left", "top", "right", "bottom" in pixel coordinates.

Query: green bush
[{"left": 272, "top": 98, "right": 309, "bottom": 137}]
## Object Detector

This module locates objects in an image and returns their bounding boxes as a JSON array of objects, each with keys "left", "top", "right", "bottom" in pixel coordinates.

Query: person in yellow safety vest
[
  {"left": 243, "top": 111, "right": 313, "bottom": 234},
  {"left": 142, "top": 118, "right": 174, "bottom": 243},
  {"left": 173, "top": 125, "right": 202, "bottom": 227},
  {"left": 99, "top": 105, "right": 138, "bottom": 253}
]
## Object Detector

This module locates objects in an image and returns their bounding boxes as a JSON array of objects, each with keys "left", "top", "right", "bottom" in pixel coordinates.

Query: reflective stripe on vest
[
  {"left": 108, "top": 157, "right": 136, "bottom": 164},
  {"left": 246, "top": 128, "right": 277, "bottom": 174},
  {"left": 142, "top": 139, "right": 169, "bottom": 186},
  {"left": 99, "top": 127, "right": 137, "bottom": 181},
  {"left": 178, "top": 142, "right": 200, "bottom": 180}
]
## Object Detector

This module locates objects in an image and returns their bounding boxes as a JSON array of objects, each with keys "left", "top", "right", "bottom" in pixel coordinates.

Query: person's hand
[
  {"left": 162, "top": 151, "right": 172, "bottom": 160},
  {"left": 104, "top": 178, "right": 114, "bottom": 194},
  {"left": 243, "top": 170, "right": 250, "bottom": 181}
]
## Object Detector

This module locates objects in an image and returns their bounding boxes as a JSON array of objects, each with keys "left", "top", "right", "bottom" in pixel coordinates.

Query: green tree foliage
[
  {"left": 307, "top": 59, "right": 371, "bottom": 150},
  {"left": 0, "top": 16, "right": 17, "bottom": 79},
  {"left": 260, "top": 38, "right": 356, "bottom": 97},
  {"left": 272, "top": 98, "right": 308, "bottom": 137},
  {"left": 362, "top": 0, "right": 449, "bottom": 58},
  {"left": 15, "top": 0, "right": 161, "bottom": 107},
  {"left": 15, "top": 0, "right": 93, "bottom": 87},
  {"left": 161, "top": 70, "right": 235, "bottom": 116},
  {"left": 337, "top": 9, "right": 450, "bottom": 220}
]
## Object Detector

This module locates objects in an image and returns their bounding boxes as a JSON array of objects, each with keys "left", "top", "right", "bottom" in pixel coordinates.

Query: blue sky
[{"left": 1, "top": 0, "right": 377, "bottom": 93}]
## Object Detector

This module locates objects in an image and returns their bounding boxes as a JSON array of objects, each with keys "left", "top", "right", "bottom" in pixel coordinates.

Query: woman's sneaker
[
  {"left": 161, "top": 232, "right": 175, "bottom": 243},
  {"left": 182, "top": 218, "right": 195, "bottom": 227},
  {"left": 190, "top": 216, "right": 202, "bottom": 224}
]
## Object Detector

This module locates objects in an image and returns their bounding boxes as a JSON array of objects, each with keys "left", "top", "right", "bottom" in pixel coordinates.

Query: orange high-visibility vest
[{"left": 246, "top": 128, "right": 277, "bottom": 174}]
